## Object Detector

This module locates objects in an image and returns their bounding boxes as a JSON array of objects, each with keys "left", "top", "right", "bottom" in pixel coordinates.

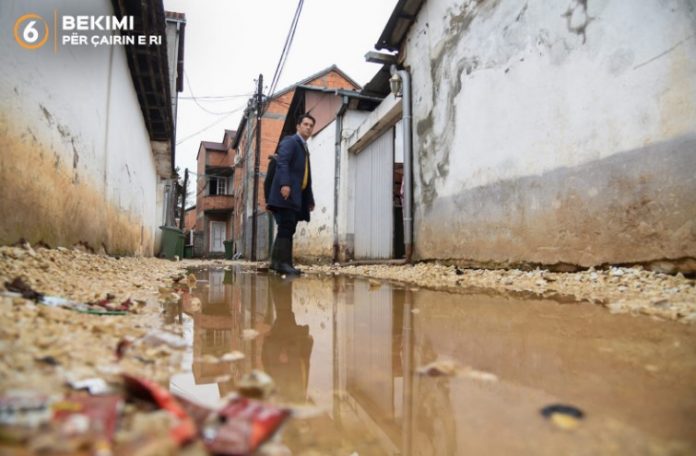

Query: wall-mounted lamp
[{"left": 389, "top": 72, "right": 403, "bottom": 97}]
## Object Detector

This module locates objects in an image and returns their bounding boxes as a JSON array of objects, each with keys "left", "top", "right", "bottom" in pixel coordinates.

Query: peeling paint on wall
[
  {"left": 561, "top": 0, "right": 593, "bottom": 44},
  {"left": 416, "top": 0, "right": 539, "bottom": 210},
  {"left": 404, "top": 0, "right": 696, "bottom": 268},
  {"left": 417, "top": 3, "right": 478, "bottom": 209}
]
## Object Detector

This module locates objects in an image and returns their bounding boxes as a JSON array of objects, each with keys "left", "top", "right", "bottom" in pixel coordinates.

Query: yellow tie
[{"left": 301, "top": 144, "right": 309, "bottom": 190}]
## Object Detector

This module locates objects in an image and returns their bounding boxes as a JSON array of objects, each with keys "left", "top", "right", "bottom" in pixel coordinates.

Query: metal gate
[{"left": 353, "top": 129, "right": 393, "bottom": 259}]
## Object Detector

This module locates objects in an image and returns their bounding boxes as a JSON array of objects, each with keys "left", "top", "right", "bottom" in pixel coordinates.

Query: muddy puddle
[{"left": 171, "top": 266, "right": 696, "bottom": 455}]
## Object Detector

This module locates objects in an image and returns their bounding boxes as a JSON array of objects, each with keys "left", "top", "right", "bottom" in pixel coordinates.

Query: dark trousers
[{"left": 272, "top": 208, "right": 299, "bottom": 239}]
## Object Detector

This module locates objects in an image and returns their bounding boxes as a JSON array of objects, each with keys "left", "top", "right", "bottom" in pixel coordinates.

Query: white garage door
[{"left": 353, "top": 129, "right": 393, "bottom": 259}]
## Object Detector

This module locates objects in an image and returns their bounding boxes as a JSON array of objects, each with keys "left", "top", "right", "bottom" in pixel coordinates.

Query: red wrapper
[
  {"left": 204, "top": 397, "right": 290, "bottom": 455},
  {"left": 52, "top": 394, "right": 121, "bottom": 439},
  {"left": 122, "top": 374, "right": 197, "bottom": 445}
]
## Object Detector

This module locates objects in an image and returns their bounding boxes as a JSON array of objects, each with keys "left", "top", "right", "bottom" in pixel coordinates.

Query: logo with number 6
[{"left": 14, "top": 13, "right": 49, "bottom": 49}]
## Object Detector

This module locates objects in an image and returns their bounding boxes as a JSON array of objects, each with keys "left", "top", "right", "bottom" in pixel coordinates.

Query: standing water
[{"left": 170, "top": 266, "right": 696, "bottom": 455}]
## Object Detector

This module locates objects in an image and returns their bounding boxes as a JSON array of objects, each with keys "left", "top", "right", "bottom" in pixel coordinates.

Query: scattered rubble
[
  {"left": 0, "top": 243, "right": 202, "bottom": 452},
  {"left": 416, "top": 359, "right": 499, "bottom": 383},
  {"left": 416, "top": 359, "right": 458, "bottom": 377},
  {"left": 0, "top": 244, "right": 292, "bottom": 454},
  {"left": 303, "top": 262, "right": 696, "bottom": 323},
  {"left": 0, "top": 244, "right": 200, "bottom": 394},
  {"left": 237, "top": 371, "right": 276, "bottom": 400}
]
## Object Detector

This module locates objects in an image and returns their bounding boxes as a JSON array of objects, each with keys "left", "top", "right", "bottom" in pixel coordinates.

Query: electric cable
[
  {"left": 175, "top": 107, "right": 245, "bottom": 145},
  {"left": 178, "top": 93, "right": 252, "bottom": 100},
  {"left": 184, "top": 71, "right": 247, "bottom": 115},
  {"left": 267, "top": 0, "right": 305, "bottom": 100},
  {"left": 176, "top": 0, "right": 305, "bottom": 164}
]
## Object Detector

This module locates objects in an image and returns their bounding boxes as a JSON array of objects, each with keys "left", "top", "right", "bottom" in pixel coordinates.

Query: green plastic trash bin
[
  {"left": 159, "top": 226, "right": 184, "bottom": 259},
  {"left": 223, "top": 240, "right": 234, "bottom": 259}
]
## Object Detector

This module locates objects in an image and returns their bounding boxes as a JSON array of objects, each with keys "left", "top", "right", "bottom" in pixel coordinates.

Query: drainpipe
[
  {"left": 392, "top": 65, "right": 414, "bottom": 262},
  {"left": 333, "top": 95, "right": 349, "bottom": 263}
]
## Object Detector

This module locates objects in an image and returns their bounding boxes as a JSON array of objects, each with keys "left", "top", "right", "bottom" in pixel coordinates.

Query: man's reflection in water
[{"left": 262, "top": 275, "right": 314, "bottom": 403}]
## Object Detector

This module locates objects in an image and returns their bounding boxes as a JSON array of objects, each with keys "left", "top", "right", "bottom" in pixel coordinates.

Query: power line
[
  {"left": 192, "top": 0, "right": 304, "bottom": 213},
  {"left": 175, "top": 107, "right": 245, "bottom": 145},
  {"left": 179, "top": 97, "right": 250, "bottom": 104},
  {"left": 267, "top": 0, "right": 305, "bottom": 99},
  {"left": 176, "top": 0, "right": 305, "bottom": 150},
  {"left": 184, "top": 71, "right": 246, "bottom": 116},
  {"left": 178, "top": 93, "right": 252, "bottom": 100}
]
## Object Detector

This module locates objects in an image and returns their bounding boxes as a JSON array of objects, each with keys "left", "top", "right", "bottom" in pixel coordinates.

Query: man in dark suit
[{"left": 267, "top": 113, "right": 316, "bottom": 275}]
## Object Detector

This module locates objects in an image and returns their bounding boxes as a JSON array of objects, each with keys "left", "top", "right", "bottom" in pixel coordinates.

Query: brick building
[
  {"left": 193, "top": 130, "right": 236, "bottom": 256},
  {"left": 231, "top": 65, "right": 360, "bottom": 259}
]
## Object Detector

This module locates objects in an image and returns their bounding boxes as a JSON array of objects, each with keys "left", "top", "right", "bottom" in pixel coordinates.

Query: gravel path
[{"left": 302, "top": 261, "right": 696, "bottom": 323}]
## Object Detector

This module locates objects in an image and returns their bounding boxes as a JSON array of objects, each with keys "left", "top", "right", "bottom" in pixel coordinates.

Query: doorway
[
  {"left": 352, "top": 123, "right": 405, "bottom": 260},
  {"left": 210, "top": 221, "right": 225, "bottom": 253}
]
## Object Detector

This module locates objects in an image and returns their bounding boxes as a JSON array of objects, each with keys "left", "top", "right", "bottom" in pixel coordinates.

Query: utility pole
[
  {"left": 178, "top": 168, "right": 188, "bottom": 230},
  {"left": 250, "top": 74, "right": 263, "bottom": 261}
]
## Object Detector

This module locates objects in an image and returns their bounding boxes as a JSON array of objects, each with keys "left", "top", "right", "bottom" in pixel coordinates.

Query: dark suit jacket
[{"left": 267, "top": 134, "right": 314, "bottom": 221}]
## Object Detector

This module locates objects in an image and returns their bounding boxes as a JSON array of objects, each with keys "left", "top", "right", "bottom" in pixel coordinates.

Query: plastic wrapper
[
  {"left": 122, "top": 374, "right": 197, "bottom": 445},
  {"left": 52, "top": 393, "right": 122, "bottom": 440},
  {"left": 202, "top": 397, "right": 290, "bottom": 455}
]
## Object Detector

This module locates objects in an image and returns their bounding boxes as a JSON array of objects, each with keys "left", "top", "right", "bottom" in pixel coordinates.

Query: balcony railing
[{"left": 201, "top": 194, "right": 234, "bottom": 212}]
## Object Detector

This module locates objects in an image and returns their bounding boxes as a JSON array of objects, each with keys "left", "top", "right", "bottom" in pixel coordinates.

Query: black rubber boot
[
  {"left": 288, "top": 238, "right": 302, "bottom": 275},
  {"left": 270, "top": 238, "right": 282, "bottom": 272},
  {"left": 272, "top": 238, "right": 299, "bottom": 275}
]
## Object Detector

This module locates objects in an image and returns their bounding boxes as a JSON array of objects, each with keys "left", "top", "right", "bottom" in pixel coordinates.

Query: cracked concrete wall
[
  {"left": 0, "top": 0, "right": 159, "bottom": 255},
  {"left": 403, "top": 0, "right": 696, "bottom": 269}
]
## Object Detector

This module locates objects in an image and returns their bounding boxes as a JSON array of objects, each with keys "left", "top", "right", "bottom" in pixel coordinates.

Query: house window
[
  {"left": 217, "top": 178, "right": 227, "bottom": 195},
  {"left": 209, "top": 177, "right": 227, "bottom": 195}
]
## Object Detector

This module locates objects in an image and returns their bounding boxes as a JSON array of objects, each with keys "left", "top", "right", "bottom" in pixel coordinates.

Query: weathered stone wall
[{"left": 404, "top": 0, "right": 696, "bottom": 269}]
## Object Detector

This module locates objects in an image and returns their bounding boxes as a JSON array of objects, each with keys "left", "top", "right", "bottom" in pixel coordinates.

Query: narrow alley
[{"left": 2, "top": 0, "right": 696, "bottom": 454}]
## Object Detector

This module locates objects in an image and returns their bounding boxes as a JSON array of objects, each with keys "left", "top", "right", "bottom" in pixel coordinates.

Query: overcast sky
[{"left": 162, "top": 0, "right": 398, "bottom": 180}]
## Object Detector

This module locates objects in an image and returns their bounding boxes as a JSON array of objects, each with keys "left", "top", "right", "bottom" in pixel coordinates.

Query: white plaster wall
[
  {"left": 155, "top": 180, "right": 166, "bottom": 252},
  {"left": 0, "top": 1, "right": 109, "bottom": 190},
  {"left": 294, "top": 121, "right": 335, "bottom": 257},
  {"left": 0, "top": 0, "right": 159, "bottom": 254},
  {"left": 407, "top": 0, "right": 696, "bottom": 195},
  {"left": 399, "top": 0, "right": 696, "bottom": 266},
  {"left": 105, "top": 42, "right": 159, "bottom": 251}
]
